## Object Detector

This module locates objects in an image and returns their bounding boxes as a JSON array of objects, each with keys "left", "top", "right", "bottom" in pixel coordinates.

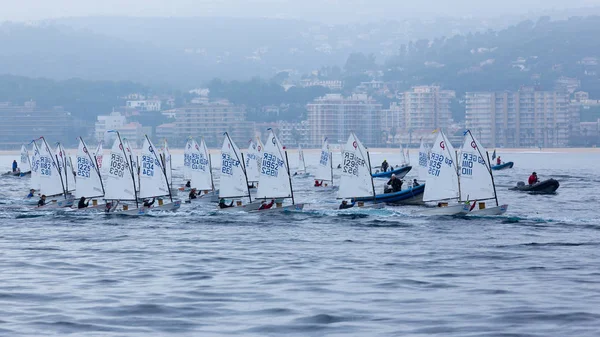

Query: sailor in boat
[
  {"left": 314, "top": 180, "right": 323, "bottom": 187},
  {"left": 185, "top": 181, "right": 191, "bottom": 188},
  {"left": 27, "top": 189, "right": 36, "bottom": 199},
  {"left": 528, "top": 172, "right": 539, "bottom": 185},
  {"left": 218, "top": 198, "right": 234, "bottom": 209},
  {"left": 339, "top": 199, "right": 355, "bottom": 209},
  {"left": 381, "top": 159, "right": 389, "bottom": 172},
  {"left": 496, "top": 156, "right": 502, "bottom": 165},
  {"left": 413, "top": 179, "right": 420, "bottom": 187},
  {"left": 105, "top": 201, "right": 118, "bottom": 213},
  {"left": 189, "top": 188, "right": 198, "bottom": 200},
  {"left": 78, "top": 197, "right": 90, "bottom": 209},
  {"left": 258, "top": 199, "right": 275, "bottom": 210},
  {"left": 12, "top": 160, "right": 18, "bottom": 173},
  {"left": 384, "top": 174, "right": 402, "bottom": 193},
  {"left": 337, "top": 164, "right": 341, "bottom": 169},
  {"left": 143, "top": 198, "right": 156, "bottom": 208},
  {"left": 37, "top": 195, "right": 47, "bottom": 207}
]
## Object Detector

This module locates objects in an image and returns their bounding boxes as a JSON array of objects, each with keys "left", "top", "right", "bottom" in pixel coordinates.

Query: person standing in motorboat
[
  {"left": 385, "top": 174, "right": 402, "bottom": 193},
  {"left": 12, "top": 160, "right": 18, "bottom": 172},
  {"left": 381, "top": 159, "right": 389, "bottom": 172},
  {"left": 528, "top": 172, "right": 539, "bottom": 185},
  {"left": 496, "top": 156, "right": 502, "bottom": 165}
]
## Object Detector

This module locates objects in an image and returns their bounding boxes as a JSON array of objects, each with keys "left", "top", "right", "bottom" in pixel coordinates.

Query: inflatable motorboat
[
  {"left": 509, "top": 179, "right": 559, "bottom": 194},
  {"left": 491, "top": 162, "right": 514, "bottom": 170}
]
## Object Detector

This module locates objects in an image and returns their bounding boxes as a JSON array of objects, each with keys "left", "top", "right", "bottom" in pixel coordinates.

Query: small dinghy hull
[
  {"left": 106, "top": 200, "right": 182, "bottom": 216},
  {"left": 372, "top": 165, "right": 412, "bottom": 179},
  {"left": 510, "top": 179, "right": 559, "bottom": 194},
  {"left": 467, "top": 204, "right": 508, "bottom": 216},
  {"left": 417, "top": 203, "right": 469, "bottom": 216},
  {"left": 250, "top": 203, "right": 305, "bottom": 213},
  {"left": 491, "top": 162, "right": 514, "bottom": 170}
]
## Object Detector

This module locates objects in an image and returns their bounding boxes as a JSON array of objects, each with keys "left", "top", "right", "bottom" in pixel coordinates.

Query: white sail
[
  {"left": 104, "top": 134, "right": 137, "bottom": 200},
  {"left": 163, "top": 139, "right": 173, "bottom": 186},
  {"left": 405, "top": 145, "right": 411, "bottom": 165},
  {"left": 20, "top": 145, "right": 31, "bottom": 172},
  {"left": 315, "top": 137, "right": 333, "bottom": 182},
  {"left": 418, "top": 139, "right": 429, "bottom": 181},
  {"left": 76, "top": 138, "right": 104, "bottom": 198},
  {"left": 423, "top": 131, "right": 459, "bottom": 202},
  {"left": 183, "top": 138, "right": 193, "bottom": 181},
  {"left": 256, "top": 130, "right": 293, "bottom": 199},
  {"left": 139, "top": 136, "right": 170, "bottom": 199},
  {"left": 245, "top": 141, "right": 260, "bottom": 183},
  {"left": 54, "top": 144, "right": 75, "bottom": 193},
  {"left": 399, "top": 143, "right": 408, "bottom": 166},
  {"left": 298, "top": 145, "right": 306, "bottom": 172},
  {"left": 219, "top": 134, "right": 250, "bottom": 199},
  {"left": 94, "top": 141, "right": 105, "bottom": 174},
  {"left": 337, "top": 133, "right": 374, "bottom": 199},
  {"left": 190, "top": 137, "right": 213, "bottom": 190},
  {"left": 39, "top": 138, "right": 65, "bottom": 196},
  {"left": 123, "top": 139, "right": 140, "bottom": 192},
  {"left": 459, "top": 132, "right": 495, "bottom": 201},
  {"left": 30, "top": 142, "right": 41, "bottom": 190}
]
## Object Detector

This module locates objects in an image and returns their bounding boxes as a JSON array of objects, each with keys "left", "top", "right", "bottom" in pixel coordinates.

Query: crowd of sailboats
[{"left": 11, "top": 127, "right": 507, "bottom": 216}]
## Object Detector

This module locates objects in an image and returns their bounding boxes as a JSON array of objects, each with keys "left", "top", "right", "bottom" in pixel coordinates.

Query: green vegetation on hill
[{"left": 0, "top": 75, "right": 148, "bottom": 121}]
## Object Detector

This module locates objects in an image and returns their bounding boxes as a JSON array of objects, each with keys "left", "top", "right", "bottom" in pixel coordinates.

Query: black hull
[{"left": 510, "top": 179, "right": 559, "bottom": 194}]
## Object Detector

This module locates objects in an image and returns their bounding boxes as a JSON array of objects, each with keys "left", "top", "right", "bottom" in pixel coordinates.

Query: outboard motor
[{"left": 516, "top": 181, "right": 525, "bottom": 187}]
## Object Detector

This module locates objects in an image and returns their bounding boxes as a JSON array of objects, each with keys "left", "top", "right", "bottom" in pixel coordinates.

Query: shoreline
[{"left": 1, "top": 147, "right": 599, "bottom": 156}]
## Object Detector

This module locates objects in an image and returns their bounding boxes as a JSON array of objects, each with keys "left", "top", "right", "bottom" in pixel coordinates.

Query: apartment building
[
  {"left": 465, "top": 87, "right": 570, "bottom": 148},
  {"left": 174, "top": 100, "right": 254, "bottom": 147},
  {"left": 306, "top": 94, "right": 382, "bottom": 147}
]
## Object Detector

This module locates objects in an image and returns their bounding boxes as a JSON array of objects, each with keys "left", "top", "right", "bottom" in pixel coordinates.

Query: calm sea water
[{"left": 0, "top": 151, "right": 599, "bottom": 336}]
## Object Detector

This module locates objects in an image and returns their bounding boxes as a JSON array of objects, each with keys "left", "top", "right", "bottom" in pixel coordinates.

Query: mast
[
  {"left": 486, "top": 151, "right": 499, "bottom": 206},
  {"left": 329, "top": 152, "right": 333, "bottom": 185},
  {"left": 116, "top": 132, "right": 138, "bottom": 207},
  {"left": 240, "top": 153, "right": 252, "bottom": 203},
  {"left": 366, "top": 150, "right": 377, "bottom": 201},
  {"left": 80, "top": 137, "right": 105, "bottom": 198},
  {"left": 205, "top": 137, "right": 215, "bottom": 191},
  {"left": 284, "top": 150, "right": 295, "bottom": 205},
  {"left": 226, "top": 132, "right": 252, "bottom": 202},
  {"left": 42, "top": 138, "right": 66, "bottom": 198},
  {"left": 455, "top": 149, "right": 462, "bottom": 202}
]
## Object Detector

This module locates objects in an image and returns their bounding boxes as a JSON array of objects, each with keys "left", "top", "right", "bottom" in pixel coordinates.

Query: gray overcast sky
[{"left": 0, "top": 0, "right": 598, "bottom": 22}]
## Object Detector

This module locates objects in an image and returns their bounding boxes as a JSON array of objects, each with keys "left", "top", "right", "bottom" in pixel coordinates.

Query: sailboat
[
  {"left": 182, "top": 137, "right": 194, "bottom": 190},
  {"left": 55, "top": 143, "right": 76, "bottom": 198},
  {"left": 160, "top": 139, "right": 178, "bottom": 195},
  {"left": 29, "top": 140, "right": 41, "bottom": 194},
  {"left": 36, "top": 137, "right": 74, "bottom": 208},
  {"left": 245, "top": 139, "right": 261, "bottom": 188},
  {"left": 104, "top": 132, "right": 180, "bottom": 215},
  {"left": 417, "top": 138, "right": 430, "bottom": 182},
  {"left": 337, "top": 133, "right": 379, "bottom": 209},
  {"left": 94, "top": 141, "right": 106, "bottom": 176},
  {"left": 138, "top": 135, "right": 180, "bottom": 211},
  {"left": 217, "top": 132, "right": 261, "bottom": 212},
  {"left": 293, "top": 145, "right": 310, "bottom": 177},
  {"left": 19, "top": 145, "right": 32, "bottom": 176},
  {"left": 254, "top": 129, "right": 304, "bottom": 212},
  {"left": 187, "top": 137, "right": 218, "bottom": 202},
  {"left": 73, "top": 137, "right": 106, "bottom": 211},
  {"left": 419, "top": 131, "right": 468, "bottom": 215},
  {"left": 314, "top": 137, "right": 335, "bottom": 189},
  {"left": 460, "top": 131, "right": 508, "bottom": 215},
  {"left": 343, "top": 133, "right": 424, "bottom": 206}
]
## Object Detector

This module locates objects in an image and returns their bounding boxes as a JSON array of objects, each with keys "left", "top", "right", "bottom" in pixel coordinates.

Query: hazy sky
[{"left": 0, "top": 0, "right": 598, "bottom": 22}]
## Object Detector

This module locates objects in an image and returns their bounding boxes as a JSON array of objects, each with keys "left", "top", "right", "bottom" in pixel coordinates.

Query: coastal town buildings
[
  {"left": 465, "top": 87, "right": 570, "bottom": 148},
  {"left": 306, "top": 94, "right": 382, "bottom": 147}
]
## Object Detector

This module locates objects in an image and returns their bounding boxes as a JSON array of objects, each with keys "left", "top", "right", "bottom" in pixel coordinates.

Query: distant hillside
[{"left": 383, "top": 16, "right": 600, "bottom": 96}]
